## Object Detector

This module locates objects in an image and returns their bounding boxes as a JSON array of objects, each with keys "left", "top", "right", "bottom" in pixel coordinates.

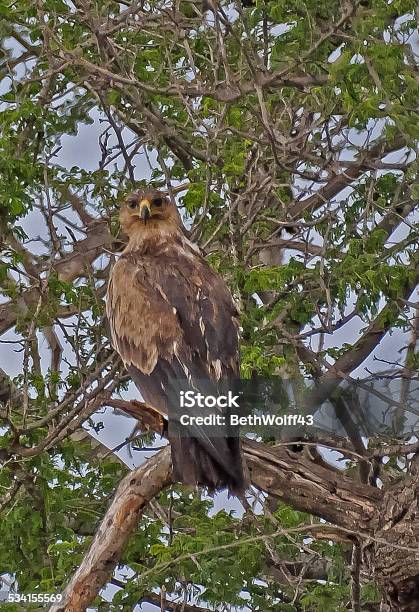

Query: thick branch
[
  {"left": 91, "top": 401, "right": 384, "bottom": 534},
  {"left": 243, "top": 439, "right": 381, "bottom": 532},
  {"left": 49, "top": 447, "right": 173, "bottom": 612},
  {"left": 49, "top": 419, "right": 382, "bottom": 612}
]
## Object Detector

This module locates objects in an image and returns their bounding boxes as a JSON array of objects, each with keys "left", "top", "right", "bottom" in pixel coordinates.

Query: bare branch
[{"left": 49, "top": 448, "right": 172, "bottom": 612}]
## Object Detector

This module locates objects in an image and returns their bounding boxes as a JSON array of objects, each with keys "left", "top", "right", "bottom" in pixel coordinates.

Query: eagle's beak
[{"left": 139, "top": 199, "right": 151, "bottom": 224}]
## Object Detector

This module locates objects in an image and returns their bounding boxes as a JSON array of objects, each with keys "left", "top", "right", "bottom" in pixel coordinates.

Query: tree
[{"left": 0, "top": 0, "right": 417, "bottom": 610}]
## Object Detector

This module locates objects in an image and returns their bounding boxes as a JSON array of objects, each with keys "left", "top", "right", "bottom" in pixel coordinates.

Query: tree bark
[
  {"left": 49, "top": 432, "right": 419, "bottom": 612},
  {"left": 244, "top": 438, "right": 381, "bottom": 532},
  {"left": 49, "top": 447, "right": 172, "bottom": 612},
  {"left": 364, "top": 469, "right": 419, "bottom": 612},
  {"left": 49, "top": 437, "right": 381, "bottom": 611}
]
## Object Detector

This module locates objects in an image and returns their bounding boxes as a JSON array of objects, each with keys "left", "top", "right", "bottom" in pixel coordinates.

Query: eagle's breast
[{"left": 107, "top": 233, "right": 239, "bottom": 379}]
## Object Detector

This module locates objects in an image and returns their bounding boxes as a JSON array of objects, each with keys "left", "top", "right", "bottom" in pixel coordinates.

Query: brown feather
[{"left": 107, "top": 190, "right": 246, "bottom": 492}]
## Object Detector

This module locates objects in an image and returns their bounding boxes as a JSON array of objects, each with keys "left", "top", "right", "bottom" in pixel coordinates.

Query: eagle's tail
[
  {"left": 169, "top": 427, "right": 247, "bottom": 494},
  {"left": 127, "top": 362, "right": 247, "bottom": 494}
]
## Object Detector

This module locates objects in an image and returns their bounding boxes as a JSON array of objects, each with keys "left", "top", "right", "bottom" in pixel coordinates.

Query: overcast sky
[{"left": 1, "top": 23, "right": 418, "bottom": 610}]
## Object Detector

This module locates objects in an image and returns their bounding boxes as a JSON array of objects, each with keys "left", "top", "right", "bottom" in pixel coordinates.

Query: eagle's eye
[
  {"left": 152, "top": 197, "right": 163, "bottom": 207},
  {"left": 127, "top": 200, "right": 138, "bottom": 210}
]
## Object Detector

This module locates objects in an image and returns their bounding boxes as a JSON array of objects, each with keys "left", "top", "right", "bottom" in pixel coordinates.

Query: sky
[
  {"left": 0, "top": 99, "right": 416, "bottom": 611},
  {"left": 1, "top": 19, "right": 418, "bottom": 611}
]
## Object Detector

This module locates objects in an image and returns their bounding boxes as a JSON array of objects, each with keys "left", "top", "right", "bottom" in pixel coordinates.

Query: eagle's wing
[
  {"left": 107, "top": 244, "right": 239, "bottom": 382},
  {"left": 107, "top": 241, "right": 244, "bottom": 490},
  {"left": 107, "top": 252, "right": 182, "bottom": 381}
]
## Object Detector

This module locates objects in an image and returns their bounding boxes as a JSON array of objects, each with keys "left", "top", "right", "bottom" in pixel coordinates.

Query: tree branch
[
  {"left": 47, "top": 416, "right": 383, "bottom": 612},
  {"left": 49, "top": 447, "right": 173, "bottom": 612},
  {"left": 324, "top": 279, "right": 418, "bottom": 379},
  {"left": 288, "top": 137, "right": 408, "bottom": 221},
  {"left": 0, "top": 219, "right": 111, "bottom": 336},
  {"left": 244, "top": 439, "right": 381, "bottom": 532}
]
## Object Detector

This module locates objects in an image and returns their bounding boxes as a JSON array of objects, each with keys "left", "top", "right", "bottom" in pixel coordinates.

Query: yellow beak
[{"left": 139, "top": 199, "right": 151, "bottom": 223}]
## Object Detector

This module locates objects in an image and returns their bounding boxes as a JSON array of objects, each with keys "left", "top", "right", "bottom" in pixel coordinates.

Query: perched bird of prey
[{"left": 107, "top": 189, "right": 246, "bottom": 492}]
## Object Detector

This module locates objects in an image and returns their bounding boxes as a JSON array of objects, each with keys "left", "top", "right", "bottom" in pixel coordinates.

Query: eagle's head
[{"left": 120, "top": 189, "right": 181, "bottom": 236}]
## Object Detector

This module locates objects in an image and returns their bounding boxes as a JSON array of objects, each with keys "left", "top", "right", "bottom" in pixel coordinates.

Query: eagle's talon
[
  {"left": 121, "top": 400, "right": 165, "bottom": 435},
  {"left": 107, "top": 188, "right": 245, "bottom": 493}
]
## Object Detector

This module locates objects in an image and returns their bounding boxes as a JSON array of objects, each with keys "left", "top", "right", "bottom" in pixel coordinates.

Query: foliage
[{"left": 0, "top": 0, "right": 417, "bottom": 609}]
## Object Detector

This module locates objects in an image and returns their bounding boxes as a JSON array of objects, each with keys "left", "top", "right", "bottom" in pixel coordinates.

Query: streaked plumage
[{"left": 106, "top": 189, "right": 246, "bottom": 492}]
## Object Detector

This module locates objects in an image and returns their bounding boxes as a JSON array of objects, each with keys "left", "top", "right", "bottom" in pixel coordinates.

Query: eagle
[{"left": 106, "top": 189, "right": 246, "bottom": 492}]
